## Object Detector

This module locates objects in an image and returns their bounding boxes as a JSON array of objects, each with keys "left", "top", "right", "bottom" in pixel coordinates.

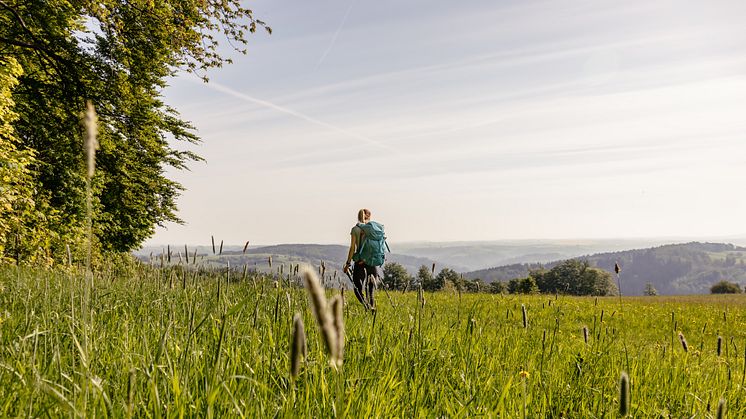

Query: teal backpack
[{"left": 353, "top": 221, "right": 390, "bottom": 267}]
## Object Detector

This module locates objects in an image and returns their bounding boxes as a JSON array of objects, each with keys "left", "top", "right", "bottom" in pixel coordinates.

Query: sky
[{"left": 145, "top": 0, "right": 746, "bottom": 246}]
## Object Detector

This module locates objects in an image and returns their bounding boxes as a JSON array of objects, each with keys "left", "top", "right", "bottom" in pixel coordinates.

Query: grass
[{"left": 1, "top": 262, "right": 746, "bottom": 417}]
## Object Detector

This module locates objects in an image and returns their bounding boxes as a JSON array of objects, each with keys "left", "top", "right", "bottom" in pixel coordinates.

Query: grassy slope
[{"left": 1, "top": 264, "right": 745, "bottom": 417}]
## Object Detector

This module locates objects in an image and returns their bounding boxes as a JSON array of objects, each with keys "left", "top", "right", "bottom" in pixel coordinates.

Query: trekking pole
[
  {"left": 344, "top": 269, "right": 371, "bottom": 311},
  {"left": 377, "top": 276, "right": 398, "bottom": 310}
]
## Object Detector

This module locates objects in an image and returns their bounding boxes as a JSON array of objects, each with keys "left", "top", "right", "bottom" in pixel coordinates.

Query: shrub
[{"left": 710, "top": 280, "right": 742, "bottom": 294}]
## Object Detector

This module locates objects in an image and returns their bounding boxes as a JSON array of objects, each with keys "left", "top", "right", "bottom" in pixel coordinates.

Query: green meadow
[{"left": 1, "top": 263, "right": 744, "bottom": 417}]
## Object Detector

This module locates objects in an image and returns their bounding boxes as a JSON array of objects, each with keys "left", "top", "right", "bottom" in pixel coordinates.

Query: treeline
[
  {"left": 0, "top": 1, "right": 268, "bottom": 265},
  {"left": 464, "top": 242, "right": 746, "bottom": 295},
  {"left": 382, "top": 259, "right": 617, "bottom": 296}
]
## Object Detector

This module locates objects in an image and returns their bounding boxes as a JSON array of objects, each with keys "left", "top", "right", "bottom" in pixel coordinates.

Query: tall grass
[{"left": 0, "top": 263, "right": 745, "bottom": 416}]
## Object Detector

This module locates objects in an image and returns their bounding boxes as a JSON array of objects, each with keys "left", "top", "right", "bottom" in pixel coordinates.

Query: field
[{"left": 1, "top": 263, "right": 745, "bottom": 417}]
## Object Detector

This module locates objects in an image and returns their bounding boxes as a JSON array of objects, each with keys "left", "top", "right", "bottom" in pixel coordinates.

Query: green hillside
[{"left": 465, "top": 242, "right": 746, "bottom": 295}]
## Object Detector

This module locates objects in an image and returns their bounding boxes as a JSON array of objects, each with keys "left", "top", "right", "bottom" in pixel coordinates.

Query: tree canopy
[
  {"left": 0, "top": 0, "right": 268, "bottom": 263},
  {"left": 382, "top": 262, "right": 412, "bottom": 291},
  {"left": 531, "top": 260, "right": 617, "bottom": 296},
  {"left": 710, "top": 280, "right": 742, "bottom": 294}
]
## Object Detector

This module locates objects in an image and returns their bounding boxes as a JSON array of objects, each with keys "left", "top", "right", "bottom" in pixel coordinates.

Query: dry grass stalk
[{"left": 302, "top": 268, "right": 337, "bottom": 361}]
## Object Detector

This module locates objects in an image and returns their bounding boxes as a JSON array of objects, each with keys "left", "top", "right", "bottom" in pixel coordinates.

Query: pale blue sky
[{"left": 146, "top": 0, "right": 746, "bottom": 246}]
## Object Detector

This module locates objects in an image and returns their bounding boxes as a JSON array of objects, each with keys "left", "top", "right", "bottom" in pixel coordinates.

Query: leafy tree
[
  {"left": 0, "top": 57, "right": 55, "bottom": 264},
  {"left": 0, "top": 0, "right": 269, "bottom": 261},
  {"left": 489, "top": 281, "right": 507, "bottom": 294},
  {"left": 464, "top": 278, "right": 484, "bottom": 293},
  {"left": 382, "top": 262, "right": 412, "bottom": 291},
  {"left": 710, "top": 280, "right": 742, "bottom": 294},
  {"left": 435, "top": 268, "right": 460, "bottom": 292},
  {"left": 415, "top": 265, "right": 432, "bottom": 290},
  {"left": 533, "top": 260, "right": 616, "bottom": 296},
  {"left": 508, "top": 276, "right": 539, "bottom": 294},
  {"left": 643, "top": 283, "right": 658, "bottom": 296}
]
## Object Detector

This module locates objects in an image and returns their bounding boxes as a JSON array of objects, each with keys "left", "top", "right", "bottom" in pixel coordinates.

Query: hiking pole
[
  {"left": 344, "top": 269, "right": 371, "bottom": 310},
  {"left": 377, "top": 276, "right": 398, "bottom": 311}
]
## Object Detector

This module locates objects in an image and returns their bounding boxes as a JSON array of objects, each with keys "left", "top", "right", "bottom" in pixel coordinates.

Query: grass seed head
[
  {"left": 83, "top": 101, "right": 99, "bottom": 179},
  {"left": 582, "top": 325, "right": 589, "bottom": 344},
  {"left": 678, "top": 331, "right": 688, "bottom": 353},
  {"left": 717, "top": 398, "right": 726, "bottom": 419},
  {"left": 521, "top": 304, "right": 528, "bottom": 328},
  {"left": 290, "top": 313, "right": 306, "bottom": 378},
  {"left": 302, "top": 268, "right": 337, "bottom": 360},
  {"left": 619, "top": 371, "right": 630, "bottom": 416},
  {"left": 331, "top": 295, "right": 345, "bottom": 367},
  {"left": 717, "top": 335, "right": 722, "bottom": 357}
]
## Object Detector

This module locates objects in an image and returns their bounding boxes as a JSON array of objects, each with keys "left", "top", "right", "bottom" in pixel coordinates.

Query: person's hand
[{"left": 343, "top": 261, "right": 351, "bottom": 274}]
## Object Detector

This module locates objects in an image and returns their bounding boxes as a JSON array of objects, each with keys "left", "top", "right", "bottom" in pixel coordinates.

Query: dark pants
[{"left": 352, "top": 262, "right": 382, "bottom": 309}]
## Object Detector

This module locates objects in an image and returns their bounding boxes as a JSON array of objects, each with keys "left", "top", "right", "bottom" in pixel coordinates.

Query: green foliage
[
  {"left": 0, "top": 57, "right": 57, "bottom": 265},
  {"left": 508, "top": 276, "right": 539, "bottom": 294},
  {"left": 489, "top": 280, "right": 507, "bottom": 294},
  {"left": 0, "top": 0, "right": 267, "bottom": 260},
  {"left": 427, "top": 267, "right": 459, "bottom": 292},
  {"left": 532, "top": 259, "right": 617, "bottom": 296},
  {"left": 382, "top": 262, "right": 412, "bottom": 291},
  {"left": 2, "top": 264, "right": 746, "bottom": 416},
  {"left": 416, "top": 264, "right": 433, "bottom": 289},
  {"left": 710, "top": 280, "right": 742, "bottom": 294}
]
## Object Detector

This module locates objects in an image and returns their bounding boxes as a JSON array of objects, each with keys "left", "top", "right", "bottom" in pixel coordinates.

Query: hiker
[{"left": 344, "top": 208, "right": 389, "bottom": 310}]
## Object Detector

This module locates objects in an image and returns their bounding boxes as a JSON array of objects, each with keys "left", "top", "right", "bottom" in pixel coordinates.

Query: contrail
[
  {"left": 196, "top": 78, "right": 394, "bottom": 151},
  {"left": 317, "top": 0, "right": 358, "bottom": 68}
]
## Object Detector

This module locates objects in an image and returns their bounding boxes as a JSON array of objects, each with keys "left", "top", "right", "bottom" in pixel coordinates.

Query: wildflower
[{"left": 519, "top": 370, "right": 530, "bottom": 379}]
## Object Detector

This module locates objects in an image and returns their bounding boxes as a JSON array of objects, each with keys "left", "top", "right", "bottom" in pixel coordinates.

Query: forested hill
[{"left": 464, "top": 242, "right": 746, "bottom": 295}]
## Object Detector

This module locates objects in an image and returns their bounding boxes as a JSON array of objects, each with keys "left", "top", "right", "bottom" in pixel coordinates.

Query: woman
[{"left": 344, "top": 208, "right": 383, "bottom": 310}]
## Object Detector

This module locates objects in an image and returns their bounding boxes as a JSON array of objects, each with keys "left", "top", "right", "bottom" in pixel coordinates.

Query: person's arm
[{"left": 345, "top": 233, "right": 357, "bottom": 272}]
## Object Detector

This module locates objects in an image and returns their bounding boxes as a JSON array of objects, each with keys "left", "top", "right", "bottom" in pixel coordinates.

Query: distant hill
[
  {"left": 137, "top": 244, "right": 463, "bottom": 277},
  {"left": 464, "top": 242, "right": 746, "bottom": 295},
  {"left": 392, "top": 239, "right": 676, "bottom": 271}
]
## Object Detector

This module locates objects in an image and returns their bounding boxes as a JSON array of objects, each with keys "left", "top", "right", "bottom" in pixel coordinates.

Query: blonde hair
[{"left": 357, "top": 208, "right": 371, "bottom": 223}]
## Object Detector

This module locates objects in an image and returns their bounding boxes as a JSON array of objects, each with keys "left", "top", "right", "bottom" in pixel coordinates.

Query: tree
[
  {"left": 0, "top": 0, "right": 269, "bottom": 262},
  {"left": 382, "top": 262, "right": 412, "bottom": 291},
  {"left": 489, "top": 281, "right": 507, "bottom": 294},
  {"left": 710, "top": 281, "right": 742, "bottom": 294},
  {"left": 533, "top": 260, "right": 616, "bottom": 296},
  {"left": 415, "top": 265, "right": 432, "bottom": 290},
  {"left": 464, "top": 278, "right": 484, "bottom": 293},
  {"left": 436, "top": 268, "right": 460, "bottom": 292},
  {"left": 643, "top": 283, "right": 658, "bottom": 296},
  {"left": 508, "top": 276, "right": 538, "bottom": 294}
]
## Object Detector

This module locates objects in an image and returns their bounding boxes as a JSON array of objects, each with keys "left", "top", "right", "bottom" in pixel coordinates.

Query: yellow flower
[{"left": 519, "top": 370, "right": 530, "bottom": 379}]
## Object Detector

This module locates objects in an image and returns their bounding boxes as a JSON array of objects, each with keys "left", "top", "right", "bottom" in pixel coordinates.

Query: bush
[
  {"left": 710, "top": 280, "right": 742, "bottom": 294},
  {"left": 489, "top": 281, "right": 507, "bottom": 294}
]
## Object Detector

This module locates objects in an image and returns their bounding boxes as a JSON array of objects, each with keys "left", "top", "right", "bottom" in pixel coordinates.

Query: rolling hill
[
  {"left": 464, "top": 242, "right": 746, "bottom": 295},
  {"left": 137, "top": 244, "right": 464, "bottom": 278}
]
